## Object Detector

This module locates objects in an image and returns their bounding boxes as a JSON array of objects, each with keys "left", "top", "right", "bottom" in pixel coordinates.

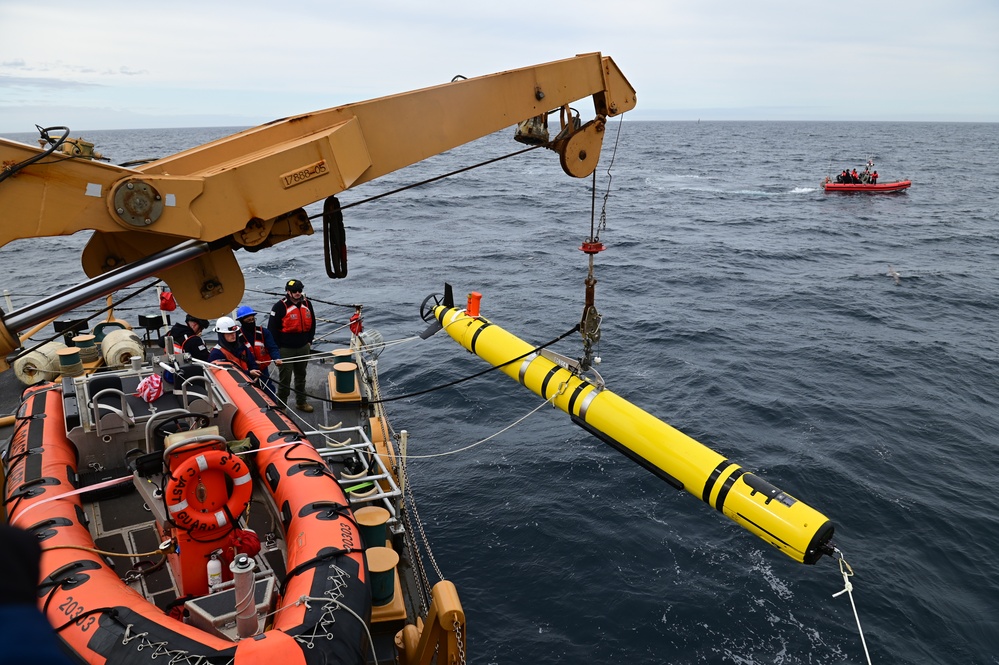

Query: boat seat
[
  {"left": 174, "top": 364, "right": 216, "bottom": 417},
  {"left": 89, "top": 374, "right": 134, "bottom": 437}
]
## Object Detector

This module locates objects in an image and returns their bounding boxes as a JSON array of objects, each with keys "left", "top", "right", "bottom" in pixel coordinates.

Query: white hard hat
[{"left": 215, "top": 316, "right": 239, "bottom": 334}]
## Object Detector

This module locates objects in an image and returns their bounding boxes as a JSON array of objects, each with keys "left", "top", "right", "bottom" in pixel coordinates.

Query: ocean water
[{"left": 2, "top": 120, "right": 998, "bottom": 664}]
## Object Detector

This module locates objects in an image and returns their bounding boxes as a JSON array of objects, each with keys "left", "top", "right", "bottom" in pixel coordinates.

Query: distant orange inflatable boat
[{"left": 823, "top": 177, "right": 912, "bottom": 193}]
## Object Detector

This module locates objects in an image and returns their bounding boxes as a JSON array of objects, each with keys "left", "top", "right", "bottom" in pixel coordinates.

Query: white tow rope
[{"left": 832, "top": 548, "right": 873, "bottom": 664}]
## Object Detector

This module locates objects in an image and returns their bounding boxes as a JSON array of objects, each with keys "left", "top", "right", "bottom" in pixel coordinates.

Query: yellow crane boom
[{"left": 0, "top": 53, "right": 636, "bottom": 366}]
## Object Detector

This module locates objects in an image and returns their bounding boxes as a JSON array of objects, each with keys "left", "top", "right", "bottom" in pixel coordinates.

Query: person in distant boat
[
  {"left": 166, "top": 312, "right": 210, "bottom": 361},
  {"left": 836, "top": 169, "right": 849, "bottom": 183},
  {"left": 236, "top": 304, "right": 282, "bottom": 395},
  {"left": 851, "top": 168, "right": 860, "bottom": 184},
  {"left": 268, "top": 279, "right": 317, "bottom": 412},
  {"left": 860, "top": 167, "right": 871, "bottom": 184},
  {"left": 209, "top": 316, "right": 262, "bottom": 380},
  {"left": 871, "top": 170, "right": 878, "bottom": 184}
]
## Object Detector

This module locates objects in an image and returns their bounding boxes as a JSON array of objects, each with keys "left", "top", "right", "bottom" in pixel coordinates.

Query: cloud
[
  {"left": 0, "top": 0, "right": 997, "bottom": 130},
  {"left": 0, "top": 74, "right": 101, "bottom": 90}
]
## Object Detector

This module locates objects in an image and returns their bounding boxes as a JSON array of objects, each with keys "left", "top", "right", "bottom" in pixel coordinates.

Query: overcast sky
[{"left": 1, "top": 0, "right": 997, "bottom": 133}]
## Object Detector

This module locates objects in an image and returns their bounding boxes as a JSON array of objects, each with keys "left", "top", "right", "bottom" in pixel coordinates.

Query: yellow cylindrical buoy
[{"left": 434, "top": 305, "right": 835, "bottom": 564}]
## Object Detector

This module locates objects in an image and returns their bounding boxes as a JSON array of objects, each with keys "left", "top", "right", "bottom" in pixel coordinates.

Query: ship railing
[
  {"left": 397, "top": 580, "right": 466, "bottom": 665},
  {"left": 310, "top": 425, "right": 403, "bottom": 529}
]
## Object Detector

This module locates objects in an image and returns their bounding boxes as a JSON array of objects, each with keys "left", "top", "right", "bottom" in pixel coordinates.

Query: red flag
[{"left": 159, "top": 290, "right": 177, "bottom": 312}]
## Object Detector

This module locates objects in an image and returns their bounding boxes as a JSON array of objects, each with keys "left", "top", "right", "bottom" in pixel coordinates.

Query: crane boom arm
[
  {"left": 0, "top": 53, "right": 634, "bottom": 250},
  {"left": 0, "top": 53, "right": 635, "bottom": 363}
]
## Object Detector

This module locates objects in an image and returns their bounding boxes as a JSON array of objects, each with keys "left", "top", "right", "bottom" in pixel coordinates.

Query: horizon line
[{"left": 3, "top": 117, "right": 996, "bottom": 136}]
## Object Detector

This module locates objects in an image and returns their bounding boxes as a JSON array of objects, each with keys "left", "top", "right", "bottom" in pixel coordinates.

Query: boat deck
[{"left": 1, "top": 353, "right": 427, "bottom": 665}]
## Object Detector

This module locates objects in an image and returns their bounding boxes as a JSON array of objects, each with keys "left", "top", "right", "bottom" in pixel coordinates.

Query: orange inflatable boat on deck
[{"left": 3, "top": 364, "right": 373, "bottom": 664}]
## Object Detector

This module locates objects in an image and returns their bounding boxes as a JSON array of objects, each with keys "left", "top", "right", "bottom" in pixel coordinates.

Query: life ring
[{"left": 165, "top": 451, "right": 252, "bottom": 531}]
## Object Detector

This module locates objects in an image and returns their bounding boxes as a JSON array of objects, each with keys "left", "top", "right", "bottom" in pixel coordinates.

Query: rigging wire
[
  {"left": 578, "top": 115, "right": 626, "bottom": 370},
  {"left": 273, "top": 117, "right": 632, "bottom": 406},
  {"left": 6, "top": 280, "right": 162, "bottom": 364},
  {"left": 241, "top": 286, "right": 360, "bottom": 312},
  {"left": 594, "top": 114, "right": 624, "bottom": 243},
  {"left": 305, "top": 144, "right": 547, "bottom": 219},
  {"left": 0, "top": 125, "right": 71, "bottom": 183},
  {"left": 368, "top": 324, "right": 580, "bottom": 404},
  {"left": 401, "top": 393, "right": 558, "bottom": 460}
]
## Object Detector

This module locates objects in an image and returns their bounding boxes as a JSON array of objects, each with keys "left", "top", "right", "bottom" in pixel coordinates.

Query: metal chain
[
  {"left": 401, "top": 480, "right": 433, "bottom": 614},
  {"left": 454, "top": 616, "right": 466, "bottom": 665},
  {"left": 364, "top": 333, "right": 443, "bottom": 586},
  {"left": 405, "top": 472, "right": 445, "bottom": 583},
  {"left": 363, "top": 343, "right": 433, "bottom": 614}
]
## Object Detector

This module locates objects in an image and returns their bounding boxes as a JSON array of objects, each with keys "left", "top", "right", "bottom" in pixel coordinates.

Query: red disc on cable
[{"left": 580, "top": 241, "right": 605, "bottom": 254}]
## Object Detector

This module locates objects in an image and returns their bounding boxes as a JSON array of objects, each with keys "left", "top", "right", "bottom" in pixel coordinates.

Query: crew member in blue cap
[
  {"left": 236, "top": 304, "right": 282, "bottom": 396},
  {"left": 268, "top": 279, "right": 316, "bottom": 412}
]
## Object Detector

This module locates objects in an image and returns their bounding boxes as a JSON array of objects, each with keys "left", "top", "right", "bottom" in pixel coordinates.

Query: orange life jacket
[
  {"left": 218, "top": 345, "right": 251, "bottom": 372},
  {"left": 247, "top": 327, "right": 272, "bottom": 370},
  {"left": 280, "top": 298, "right": 314, "bottom": 335}
]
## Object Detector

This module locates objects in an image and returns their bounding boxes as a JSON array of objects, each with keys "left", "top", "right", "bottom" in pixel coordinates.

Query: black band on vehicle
[
  {"left": 469, "top": 322, "right": 491, "bottom": 353},
  {"left": 715, "top": 468, "right": 745, "bottom": 513},
  {"left": 539, "top": 366, "right": 560, "bottom": 399},
  {"left": 701, "top": 459, "right": 730, "bottom": 504}
]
